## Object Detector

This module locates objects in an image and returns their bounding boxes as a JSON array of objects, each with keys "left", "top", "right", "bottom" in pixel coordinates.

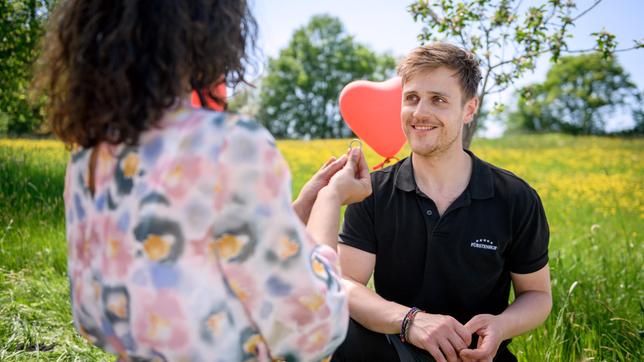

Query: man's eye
[
  {"left": 433, "top": 96, "right": 446, "bottom": 104},
  {"left": 405, "top": 94, "right": 418, "bottom": 102}
]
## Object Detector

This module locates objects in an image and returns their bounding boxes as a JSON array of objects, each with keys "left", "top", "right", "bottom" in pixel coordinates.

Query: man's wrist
[
  {"left": 388, "top": 303, "right": 414, "bottom": 335},
  {"left": 400, "top": 307, "right": 422, "bottom": 343},
  {"left": 491, "top": 313, "right": 512, "bottom": 341}
]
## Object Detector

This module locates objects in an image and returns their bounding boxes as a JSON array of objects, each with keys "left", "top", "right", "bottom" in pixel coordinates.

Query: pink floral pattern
[{"left": 65, "top": 102, "right": 348, "bottom": 361}]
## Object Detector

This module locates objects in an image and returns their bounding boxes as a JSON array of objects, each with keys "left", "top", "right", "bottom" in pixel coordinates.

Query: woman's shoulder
[
  {"left": 191, "top": 110, "right": 278, "bottom": 160},
  {"left": 171, "top": 108, "right": 274, "bottom": 144},
  {"left": 142, "top": 107, "right": 275, "bottom": 158},
  {"left": 145, "top": 109, "right": 283, "bottom": 180},
  {"left": 214, "top": 111, "right": 274, "bottom": 144}
]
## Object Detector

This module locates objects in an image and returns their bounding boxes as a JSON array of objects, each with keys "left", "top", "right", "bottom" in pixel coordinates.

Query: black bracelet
[{"left": 399, "top": 307, "right": 421, "bottom": 343}]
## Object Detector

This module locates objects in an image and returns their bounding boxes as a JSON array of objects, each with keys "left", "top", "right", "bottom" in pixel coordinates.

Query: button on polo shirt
[{"left": 339, "top": 150, "right": 549, "bottom": 358}]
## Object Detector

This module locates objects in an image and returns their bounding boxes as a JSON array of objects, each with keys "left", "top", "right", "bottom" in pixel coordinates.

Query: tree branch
[
  {"left": 513, "top": 0, "right": 525, "bottom": 14},
  {"left": 457, "top": 31, "right": 469, "bottom": 49},
  {"left": 563, "top": 45, "right": 643, "bottom": 54},
  {"left": 486, "top": 82, "right": 513, "bottom": 95},
  {"left": 488, "top": 42, "right": 641, "bottom": 74},
  {"left": 488, "top": 50, "right": 546, "bottom": 72},
  {"left": 478, "top": 27, "right": 493, "bottom": 102},
  {"left": 571, "top": 0, "right": 603, "bottom": 22},
  {"left": 426, "top": 7, "right": 442, "bottom": 23},
  {"left": 542, "top": 2, "right": 560, "bottom": 26}
]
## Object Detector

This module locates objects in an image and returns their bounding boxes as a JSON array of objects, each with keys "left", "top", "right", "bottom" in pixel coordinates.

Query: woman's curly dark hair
[{"left": 35, "top": 0, "right": 256, "bottom": 148}]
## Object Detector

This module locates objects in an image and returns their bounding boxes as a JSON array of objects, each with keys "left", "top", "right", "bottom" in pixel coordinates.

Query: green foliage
[
  {"left": 592, "top": 28, "right": 618, "bottom": 60},
  {"left": 0, "top": 0, "right": 54, "bottom": 136},
  {"left": 258, "top": 15, "right": 396, "bottom": 139},
  {"left": 407, "top": 0, "right": 643, "bottom": 145},
  {"left": 228, "top": 82, "right": 261, "bottom": 118},
  {"left": 509, "top": 53, "right": 642, "bottom": 134}
]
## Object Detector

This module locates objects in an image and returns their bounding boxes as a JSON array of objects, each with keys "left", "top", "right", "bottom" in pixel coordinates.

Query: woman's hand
[
  {"left": 293, "top": 155, "right": 349, "bottom": 223},
  {"left": 305, "top": 147, "right": 371, "bottom": 250},
  {"left": 324, "top": 147, "right": 372, "bottom": 205}
]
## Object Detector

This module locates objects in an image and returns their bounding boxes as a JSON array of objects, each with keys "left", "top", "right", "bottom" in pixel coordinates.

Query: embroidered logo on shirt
[{"left": 470, "top": 238, "right": 498, "bottom": 251}]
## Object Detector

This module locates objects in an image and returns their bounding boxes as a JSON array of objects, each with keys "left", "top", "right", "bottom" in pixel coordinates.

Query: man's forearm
[
  {"left": 497, "top": 290, "right": 552, "bottom": 340},
  {"left": 342, "top": 278, "right": 410, "bottom": 334}
]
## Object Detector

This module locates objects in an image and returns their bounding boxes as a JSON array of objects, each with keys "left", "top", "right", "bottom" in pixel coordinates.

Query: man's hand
[
  {"left": 459, "top": 314, "right": 505, "bottom": 362},
  {"left": 293, "top": 155, "right": 348, "bottom": 223},
  {"left": 407, "top": 312, "right": 471, "bottom": 362}
]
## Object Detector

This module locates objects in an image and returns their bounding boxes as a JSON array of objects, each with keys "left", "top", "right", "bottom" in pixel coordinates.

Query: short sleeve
[
  {"left": 339, "top": 187, "right": 377, "bottom": 254},
  {"left": 210, "top": 120, "right": 348, "bottom": 361},
  {"left": 507, "top": 187, "right": 550, "bottom": 274}
]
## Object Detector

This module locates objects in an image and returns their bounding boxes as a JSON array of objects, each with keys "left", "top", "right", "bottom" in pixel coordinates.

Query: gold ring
[{"left": 349, "top": 139, "right": 362, "bottom": 150}]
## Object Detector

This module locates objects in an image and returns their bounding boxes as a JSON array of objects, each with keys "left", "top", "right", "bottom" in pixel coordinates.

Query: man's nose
[{"left": 413, "top": 99, "right": 433, "bottom": 119}]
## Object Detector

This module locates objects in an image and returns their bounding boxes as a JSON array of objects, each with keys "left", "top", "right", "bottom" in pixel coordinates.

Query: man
[{"left": 332, "top": 43, "right": 552, "bottom": 362}]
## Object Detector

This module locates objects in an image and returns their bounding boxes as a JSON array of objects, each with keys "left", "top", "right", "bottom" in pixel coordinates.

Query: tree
[
  {"left": 0, "top": 0, "right": 54, "bottom": 135},
  {"left": 258, "top": 14, "right": 396, "bottom": 139},
  {"left": 408, "top": 0, "right": 644, "bottom": 147},
  {"left": 509, "top": 53, "right": 642, "bottom": 135},
  {"left": 228, "top": 81, "right": 261, "bottom": 118}
]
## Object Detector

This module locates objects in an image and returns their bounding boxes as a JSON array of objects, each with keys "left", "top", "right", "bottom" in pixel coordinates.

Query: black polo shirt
[{"left": 339, "top": 150, "right": 549, "bottom": 358}]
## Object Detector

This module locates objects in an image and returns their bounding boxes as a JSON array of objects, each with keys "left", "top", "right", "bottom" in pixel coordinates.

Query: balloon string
[{"left": 372, "top": 157, "right": 400, "bottom": 170}]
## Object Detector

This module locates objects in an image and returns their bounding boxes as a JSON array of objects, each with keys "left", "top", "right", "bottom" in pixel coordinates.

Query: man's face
[{"left": 401, "top": 67, "right": 477, "bottom": 158}]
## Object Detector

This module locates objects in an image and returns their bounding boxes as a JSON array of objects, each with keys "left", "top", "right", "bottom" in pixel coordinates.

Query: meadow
[{"left": 0, "top": 134, "right": 642, "bottom": 361}]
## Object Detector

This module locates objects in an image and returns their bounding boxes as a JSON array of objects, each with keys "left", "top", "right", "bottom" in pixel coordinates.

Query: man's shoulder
[
  {"left": 369, "top": 157, "right": 408, "bottom": 189},
  {"left": 369, "top": 161, "right": 399, "bottom": 178},
  {"left": 480, "top": 157, "right": 542, "bottom": 204}
]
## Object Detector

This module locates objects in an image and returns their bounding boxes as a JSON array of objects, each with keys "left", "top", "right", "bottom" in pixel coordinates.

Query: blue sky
[{"left": 250, "top": 0, "right": 644, "bottom": 135}]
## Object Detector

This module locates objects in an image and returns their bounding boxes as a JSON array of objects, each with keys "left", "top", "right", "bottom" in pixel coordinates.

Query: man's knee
[{"left": 332, "top": 319, "right": 399, "bottom": 362}]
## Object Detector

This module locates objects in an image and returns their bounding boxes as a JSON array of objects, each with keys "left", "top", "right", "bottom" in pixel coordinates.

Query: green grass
[
  {"left": 0, "top": 135, "right": 642, "bottom": 361},
  {"left": 0, "top": 141, "right": 106, "bottom": 361}
]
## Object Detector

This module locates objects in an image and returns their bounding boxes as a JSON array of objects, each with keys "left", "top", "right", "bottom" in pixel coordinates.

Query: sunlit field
[{"left": 1, "top": 135, "right": 642, "bottom": 361}]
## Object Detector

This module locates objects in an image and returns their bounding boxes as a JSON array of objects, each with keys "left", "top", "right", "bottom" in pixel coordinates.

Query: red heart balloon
[
  {"left": 339, "top": 77, "right": 405, "bottom": 159},
  {"left": 191, "top": 82, "right": 227, "bottom": 111}
]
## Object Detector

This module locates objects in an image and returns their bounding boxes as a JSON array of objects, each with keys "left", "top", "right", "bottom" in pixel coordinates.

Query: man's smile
[{"left": 411, "top": 124, "right": 439, "bottom": 131}]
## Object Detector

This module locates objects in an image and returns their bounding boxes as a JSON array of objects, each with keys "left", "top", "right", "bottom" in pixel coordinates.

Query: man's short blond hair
[{"left": 397, "top": 42, "right": 482, "bottom": 102}]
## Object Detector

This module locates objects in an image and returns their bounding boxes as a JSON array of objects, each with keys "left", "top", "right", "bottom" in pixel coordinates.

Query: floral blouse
[{"left": 64, "top": 102, "right": 348, "bottom": 361}]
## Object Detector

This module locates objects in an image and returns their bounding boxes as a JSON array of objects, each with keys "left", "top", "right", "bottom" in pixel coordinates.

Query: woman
[{"left": 35, "top": 0, "right": 371, "bottom": 360}]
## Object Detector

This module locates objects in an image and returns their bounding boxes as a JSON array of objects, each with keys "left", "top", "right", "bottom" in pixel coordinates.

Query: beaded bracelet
[{"left": 399, "top": 307, "right": 422, "bottom": 343}]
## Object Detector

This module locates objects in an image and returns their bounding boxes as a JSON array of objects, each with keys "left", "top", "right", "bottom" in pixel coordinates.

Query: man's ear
[{"left": 463, "top": 96, "right": 479, "bottom": 124}]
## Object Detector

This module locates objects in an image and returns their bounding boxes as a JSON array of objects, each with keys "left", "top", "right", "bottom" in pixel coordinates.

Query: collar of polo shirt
[{"left": 393, "top": 149, "right": 495, "bottom": 200}]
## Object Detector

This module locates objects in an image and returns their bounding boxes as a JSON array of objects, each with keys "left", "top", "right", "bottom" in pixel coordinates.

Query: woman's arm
[{"left": 211, "top": 126, "right": 369, "bottom": 361}]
